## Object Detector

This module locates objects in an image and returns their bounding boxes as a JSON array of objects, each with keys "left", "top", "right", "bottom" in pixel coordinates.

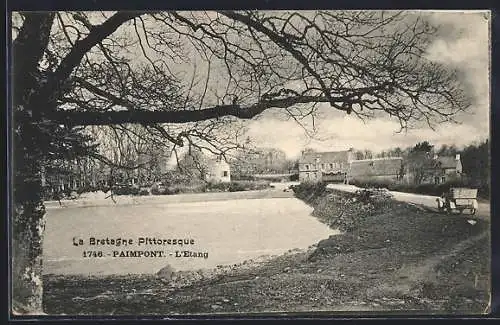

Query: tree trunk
[
  {"left": 12, "top": 147, "right": 46, "bottom": 314},
  {"left": 12, "top": 111, "right": 47, "bottom": 315},
  {"left": 12, "top": 199, "right": 46, "bottom": 315}
]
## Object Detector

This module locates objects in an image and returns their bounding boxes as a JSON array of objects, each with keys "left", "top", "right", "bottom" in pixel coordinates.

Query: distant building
[
  {"left": 426, "top": 154, "right": 463, "bottom": 184},
  {"left": 348, "top": 157, "right": 404, "bottom": 183},
  {"left": 205, "top": 157, "right": 231, "bottom": 183},
  {"left": 402, "top": 154, "right": 463, "bottom": 185},
  {"left": 298, "top": 149, "right": 355, "bottom": 183}
]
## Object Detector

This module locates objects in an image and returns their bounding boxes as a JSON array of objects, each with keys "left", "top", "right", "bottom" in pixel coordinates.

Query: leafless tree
[{"left": 11, "top": 10, "right": 471, "bottom": 314}]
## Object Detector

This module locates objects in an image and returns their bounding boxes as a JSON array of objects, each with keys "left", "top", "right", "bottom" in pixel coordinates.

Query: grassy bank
[{"left": 42, "top": 184, "right": 490, "bottom": 315}]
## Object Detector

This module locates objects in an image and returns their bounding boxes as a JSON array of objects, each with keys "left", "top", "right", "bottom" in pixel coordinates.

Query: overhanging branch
[{"left": 41, "top": 92, "right": 359, "bottom": 125}]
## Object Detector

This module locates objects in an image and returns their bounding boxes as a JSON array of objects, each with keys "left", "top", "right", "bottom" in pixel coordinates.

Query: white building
[{"left": 205, "top": 158, "right": 231, "bottom": 183}]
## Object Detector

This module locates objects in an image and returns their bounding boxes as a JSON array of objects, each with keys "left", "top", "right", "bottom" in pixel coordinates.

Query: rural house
[
  {"left": 298, "top": 149, "right": 355, "bottom": 183},
  {"left": 348, "top": 157, "right": 404, "bottom": 183},
  {"left": 205, "top": 157, "right": 231, "bottom": 183},
  {"left": 427, "top": 154, "right": 463, "bottom": 184}
]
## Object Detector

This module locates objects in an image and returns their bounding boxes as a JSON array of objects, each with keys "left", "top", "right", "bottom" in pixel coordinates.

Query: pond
[{"left": 43, "top": 197, "right": 338, "bottom": 275}]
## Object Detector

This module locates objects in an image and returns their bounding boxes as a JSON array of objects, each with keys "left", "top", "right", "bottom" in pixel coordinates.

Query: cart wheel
[{"left": 470, "top": 208, "right": 476, "bottom": 216}]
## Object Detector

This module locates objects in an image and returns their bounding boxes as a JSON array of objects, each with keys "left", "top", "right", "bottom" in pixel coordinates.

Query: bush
[
  {"left": 230, "top": 180, "right": 270, "bottom": 192},
  {"left": 151, "top": 187, "right": 163, "bottom": 195},
  {"left": 231, "top": 174, "right": 256, "bottom": 181},
  {"left": 205, "top": 180, "right": 270, "bottom": 192},
  {"left": 229, "top": 182, "right": 246, "bottom": 192},
  {"left": 138, "top": 188, "right": 150, "bottom": 196},
  {"left": 170, "top": 183, "right": 207, "bottom": 194},
  {"left": 292, "top": 182, "right": 327, "bottom": 204},
  {"left": 164, "top": 187, "right": 181, "bottom": 195},
  {"left": 75, "top": 185, "right": 100, "bottom": 195},
  {"left": 207, "top": 182, "right": 231, "bottom": 192},
  {"left": 114, "top": 185, "right": 140, "bottom": 196}
]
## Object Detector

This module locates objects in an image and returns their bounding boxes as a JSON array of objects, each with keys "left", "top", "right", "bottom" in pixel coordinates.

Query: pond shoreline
[{"left": 44, "top": 188, "right": 296, "bottom": 209}]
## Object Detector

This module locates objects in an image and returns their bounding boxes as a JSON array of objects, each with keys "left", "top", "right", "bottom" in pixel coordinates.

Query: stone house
[
  {"left": 348, "top": 157, "right": 404, "bottom": 183},
  {"left": 401, "top": 153, "right": 463, "bottom": 185},
  {"left": 426, "top": 154, "right": 463, "bottom": 184},
  {"left": 298, "top": 149, "right": 355, "bottom": 183}
]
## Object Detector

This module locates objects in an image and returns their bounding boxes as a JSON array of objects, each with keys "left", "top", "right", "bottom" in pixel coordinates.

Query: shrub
[
  {"left": 229, "top": 180, "right": 270, "bottom": 192},
  {"left": 292, "top": 182, "right": 327, "bottom": 204},
  {"left": 229, "top": 182, "right": 246, "bottom": 192},
  {"left": 206, "top": 180, "right": 270, "bottom": 192},
  {"left": 164, "top": 187, "right": 181, "bottom": 195},
  {"left": 139, "top": 188, "right": 150, "bottom": 196},
  {"left": 151, "top": 188, "right": 162, "bottom": 195},
  {"left": 207, "top": 182, "right": 230, "bottom": 192},
  {"left": 231, "top": 174, "right": 256, "bottom": 181},
  {"left": 114, "top": 185, "right": 140, "bottom": 196},
  {"left": 169, "top": 182, "right": 207, "bottom": 194}
]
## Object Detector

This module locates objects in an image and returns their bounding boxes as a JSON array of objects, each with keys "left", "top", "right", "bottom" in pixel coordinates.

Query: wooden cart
[{"left": 436, "top": 187, "right": 478, "bottom": 215}]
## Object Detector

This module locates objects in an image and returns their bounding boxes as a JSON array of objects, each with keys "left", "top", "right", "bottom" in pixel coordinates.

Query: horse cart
[{"left": 436, "top": 187, "right": 478, "bottom": 215}]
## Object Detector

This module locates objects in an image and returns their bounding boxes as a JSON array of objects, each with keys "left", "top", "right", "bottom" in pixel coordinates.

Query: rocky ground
[{"left": 43, "top": 187, "right": 490, "bottom": 316}]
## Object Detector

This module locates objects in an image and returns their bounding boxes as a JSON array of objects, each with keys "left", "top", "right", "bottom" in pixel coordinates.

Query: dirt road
[{"left": 326, "top": 184, "right": 490, "bottom": 219}]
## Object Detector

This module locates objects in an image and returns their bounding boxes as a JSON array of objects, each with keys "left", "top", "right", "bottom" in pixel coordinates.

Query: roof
[
  {"left": 207, "top": 159, "right": 229, "bottom": 168},
  {"left": 349, "top": 157, "right": 403, "bottom": 178},
  {"left": 299, "top": 150, "right": 351, "bottom": 164},
  {"left": 434, "top": 156, "right": 457, "bottom": 169}
]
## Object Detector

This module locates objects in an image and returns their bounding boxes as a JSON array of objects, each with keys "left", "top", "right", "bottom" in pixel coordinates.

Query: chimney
[{"left": 455, "top": 154, "right": 461, "bottom": 161}]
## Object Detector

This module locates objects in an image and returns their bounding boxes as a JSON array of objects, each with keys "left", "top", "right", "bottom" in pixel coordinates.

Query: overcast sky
[{"left": 244, "top": 11, "right": 490, "bottom": 158}]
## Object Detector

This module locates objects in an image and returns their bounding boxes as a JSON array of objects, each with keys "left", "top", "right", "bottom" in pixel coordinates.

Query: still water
[{"left": 43, "top": 197, "right": 338, "bottom": 275}]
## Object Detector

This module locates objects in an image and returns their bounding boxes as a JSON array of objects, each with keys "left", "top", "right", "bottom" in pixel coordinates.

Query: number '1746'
[{"left": 83, "top": 251, "right": 103, "bottom": 258}]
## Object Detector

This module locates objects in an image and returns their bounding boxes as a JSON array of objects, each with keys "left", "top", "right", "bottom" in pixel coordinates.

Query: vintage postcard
[{"left": 10, "top": 10, "right": 491, "bottom": 317}]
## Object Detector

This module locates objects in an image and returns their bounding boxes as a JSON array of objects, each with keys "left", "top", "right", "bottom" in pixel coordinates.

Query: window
[
  {"left": 441, "top": 176, "right": 446, "bottom": 183},
  {"left": 305, "top": 164, "right": 310, "bottom": 170},
  {"left": 329, "top": 163, "right": 333, "bottom": 169},
  {"left": 223, "top": 171, "right": 228, "bottom": 177},
  {"left": 321, "top": 163, "right": 325, "bottom": 169}
]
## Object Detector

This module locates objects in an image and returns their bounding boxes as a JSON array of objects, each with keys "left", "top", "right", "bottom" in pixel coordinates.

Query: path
[{"left": 326, "top": 184, "right": 490, "bottom": 220}]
